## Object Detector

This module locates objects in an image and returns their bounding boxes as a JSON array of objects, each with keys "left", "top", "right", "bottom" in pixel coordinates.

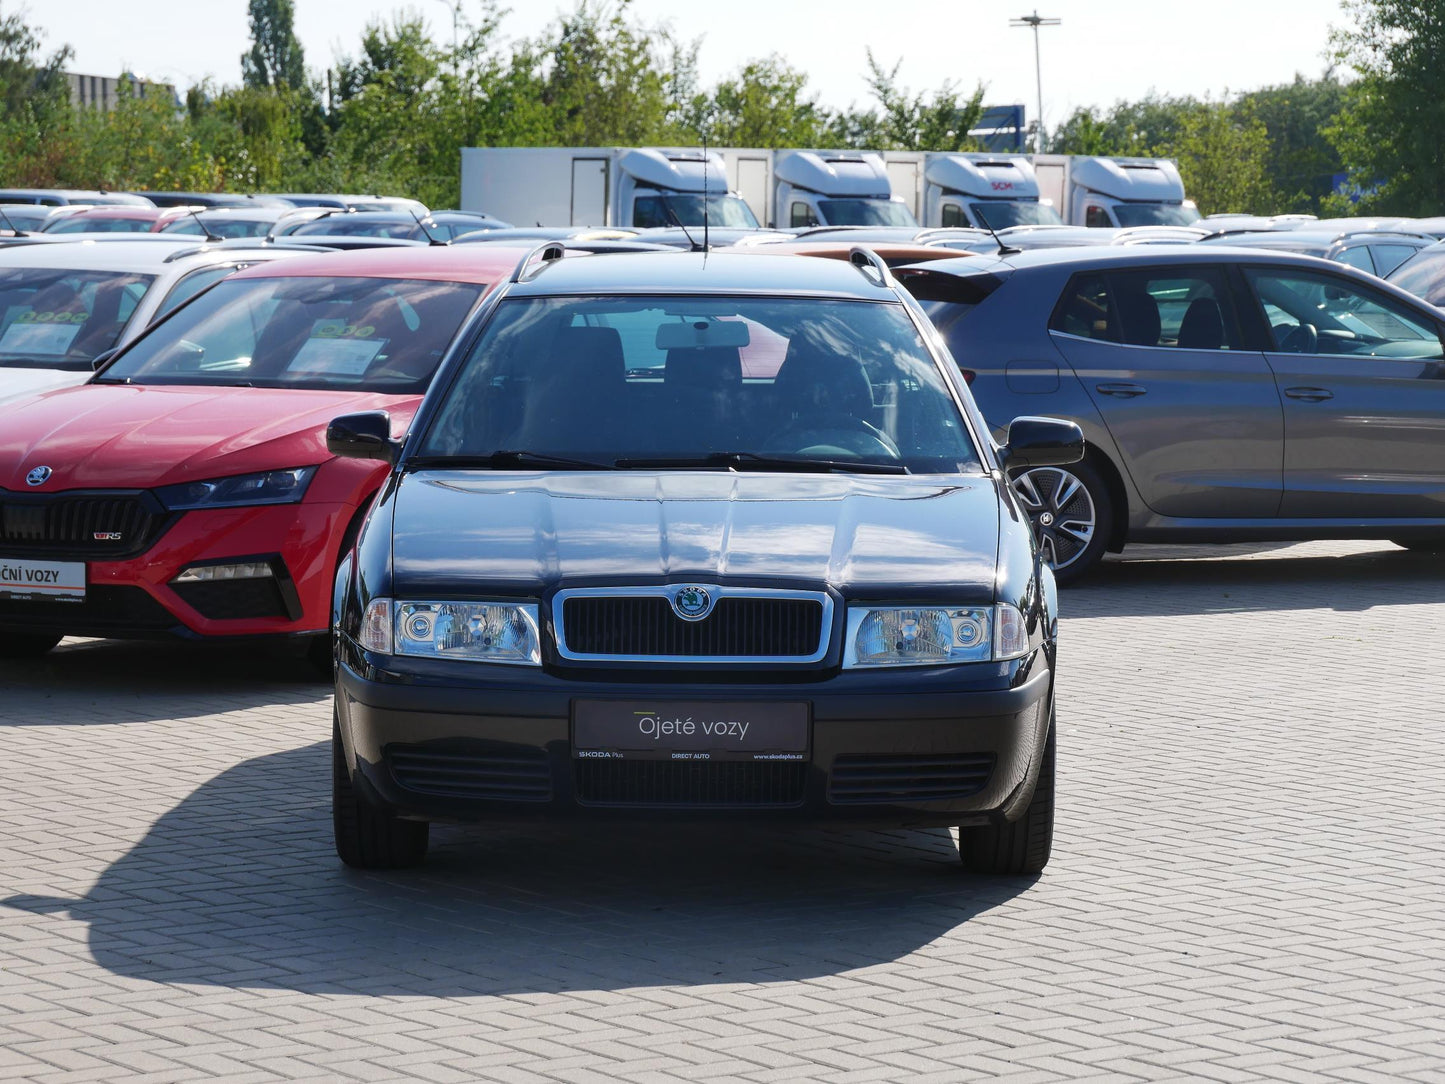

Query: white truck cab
[
  {"left": 1032, "top": 155, "right": 1200, "bottom": 228},
  {"left": 922, "top": 153, "right": 1063, "bottom": 230},
  {"left": 460, "top": 147, "right": 758, "bottom": 229},
  {"left": 773, "top": 151, "right": 917, "bottom": 228}
]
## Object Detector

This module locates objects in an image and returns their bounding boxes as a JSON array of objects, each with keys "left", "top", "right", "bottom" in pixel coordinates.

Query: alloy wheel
[{"left": 1012, "top": 467, "right": 1097, "bottom": 571}]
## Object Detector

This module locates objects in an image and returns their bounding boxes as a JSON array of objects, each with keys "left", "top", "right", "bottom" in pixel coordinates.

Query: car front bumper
[
  {"left": 335, "top": 655, "right": 1055, "bottom": 827},
  {"left": 0, "top": 501, "right": 352, "bottom": 640}
]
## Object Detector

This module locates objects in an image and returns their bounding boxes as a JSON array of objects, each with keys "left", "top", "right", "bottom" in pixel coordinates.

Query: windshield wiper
[
  {"left": 613, "top": 452, "right": 907, "bottom": 475},
  {"left": 406, "top": 450, "right": 615, "bottom": 471}
]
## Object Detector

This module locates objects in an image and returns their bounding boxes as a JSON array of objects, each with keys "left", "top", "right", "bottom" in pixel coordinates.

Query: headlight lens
[
  {"left": 844, "top": 604, "right": 1030, "bottom": 667},
  {"left": 391, "top": 600, "right": 541, "bottom": 665},
  {"left": 156, "top": 467, "right": 317, "bottom": 511}
]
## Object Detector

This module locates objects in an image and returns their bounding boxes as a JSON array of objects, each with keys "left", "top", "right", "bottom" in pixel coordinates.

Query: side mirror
[
  {"left": 91, "top": 348, "right": 119, "bottom": 371},
  {"left": 327, "top": 411, "right": 402, "bottom": 464},
  {"left": 999, "top": 416, "right": 1085, "bottom": 474}
]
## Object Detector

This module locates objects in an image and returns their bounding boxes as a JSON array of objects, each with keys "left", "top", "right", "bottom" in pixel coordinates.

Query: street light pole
[
  {"left": 1009, "top": 11, "right": 1060, "bottom": 154},
  {"left": 432, "top": 0, "right": 461, "bottom": 75}
]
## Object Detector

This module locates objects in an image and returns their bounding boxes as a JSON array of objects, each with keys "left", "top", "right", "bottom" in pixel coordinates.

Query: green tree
[
  {"left": 1154, "top": 101, "right": 1274, "bottom": 216},
  {"left": 1329, "top": 0, "right": 1445, "bottom": 214},
  {"left": 846, "top": 51, "right": 984, "bottom": 151},
  {"left": 1236, "top": 74, "right": 1346, "bottom": 212},
  {"left": 242, "top": 0, "right": 307, "bottom": 92},
  {"left": 703, "top": 56, "right": 827, "bottom": 148}
]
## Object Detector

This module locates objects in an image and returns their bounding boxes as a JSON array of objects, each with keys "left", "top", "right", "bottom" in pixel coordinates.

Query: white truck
[
  {"left": 1031, "top": 155, "right": 1200, "bottom": 228},
  {"left": 915, "top": 153, "right": 1063, "bottom": 230},
  {"left": 459, "top": 147, "right": 761, "bottom": 229},
  {"left": 772, "top": 151, "right": 917, "bottom": 228}
]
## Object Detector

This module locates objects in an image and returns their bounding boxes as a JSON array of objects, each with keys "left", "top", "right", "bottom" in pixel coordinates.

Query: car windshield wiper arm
[
  {"left": 406, "top": 450, "right": 615, "bottom": 471},
  {"left": 613, "top": 452, "right": 907, "bottom": 475}
]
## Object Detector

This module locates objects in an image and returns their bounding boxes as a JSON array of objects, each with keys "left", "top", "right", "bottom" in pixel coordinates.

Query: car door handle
[
  {"left": 1095, "top": 382, "right": 1147, "bottom": 398},
  {"left": 1283, "top": 386, "right": 1334, "bottom": 402}
]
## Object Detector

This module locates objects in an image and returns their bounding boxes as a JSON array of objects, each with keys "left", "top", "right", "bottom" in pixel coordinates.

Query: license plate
[
  {"left": 573, "top": 700, "right": 809, "bottom": 762},
  {"left": 0, "top": 558, "right": 85, "bottom": 601}
]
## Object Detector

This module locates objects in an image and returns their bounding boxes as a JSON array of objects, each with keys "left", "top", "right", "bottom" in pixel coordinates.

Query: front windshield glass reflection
[
  {"left": 817, "top": 199, "right": 918, "bottom": 227},
  {"left": 420, "top": 295, "right": 982, "bottom": 474},
  {"left": 99, "top": 276, "right": 484, "bottom": 391},
  {"left": 0, "top": 268, "right": 154, "bottom": 370}
]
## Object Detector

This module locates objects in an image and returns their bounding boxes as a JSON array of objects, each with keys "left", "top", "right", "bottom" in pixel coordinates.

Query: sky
[{"left": 33, "top": 0, "right": 1347, "bottom": 132}]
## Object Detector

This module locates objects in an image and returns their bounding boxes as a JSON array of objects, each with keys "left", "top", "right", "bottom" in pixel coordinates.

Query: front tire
[
  {"left": 959, "top": 715, "right": 1054, "bottom": 876},
  {"left": 333, "top": 712, "right": 428, "bottom": 869},
  {"left": 0, "top": 632, "right": 62, "bottom": 659},
  {"left": 1011, "top": 459, "right": 1112, "bottom": 584}
]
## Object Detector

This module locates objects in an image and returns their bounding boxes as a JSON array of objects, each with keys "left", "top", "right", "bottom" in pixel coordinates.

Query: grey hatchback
[{"left": 900, "top": 246, "right": 1445, "bottom": 579}]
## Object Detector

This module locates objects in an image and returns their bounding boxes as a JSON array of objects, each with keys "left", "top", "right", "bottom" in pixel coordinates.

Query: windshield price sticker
[
  {"left": 287, "top": 336, "right": 385, "bottom": 376},
  {"left": 573, "top": 699, "right": 809, "bottom": 762},
  {"left": 0, "top": 321, "right": 83, "bottom": 356},
  {"left": 0, "top": 559, "right": 85, "bottom": 601}
]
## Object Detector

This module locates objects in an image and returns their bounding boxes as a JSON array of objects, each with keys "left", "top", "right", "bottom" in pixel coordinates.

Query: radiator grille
[
  {"left": 575, "top": 759, "right": 808, "bottom": 807},
  {"left": 0, "top": 490, "right": 169, "bottom": 559},
  {"left": 387, "top": 746, "right": 553, "bottom": 801},
  {"left": 561, "top": 595, "right": 825, "bottom": 659},
  {"left": 828, "top": 753, "right": 996, "bottom": 804}
]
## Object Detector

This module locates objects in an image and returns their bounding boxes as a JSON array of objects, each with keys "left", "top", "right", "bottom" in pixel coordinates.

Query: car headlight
[
  {"left": 358, "top": 598, "right": 541, "bottom": 665},
  {"left": 843, "top": 604, "right": 1030, "bottom": 668},
  {"left": 156, "top": 467, "right": 317, "bottom": 511}
]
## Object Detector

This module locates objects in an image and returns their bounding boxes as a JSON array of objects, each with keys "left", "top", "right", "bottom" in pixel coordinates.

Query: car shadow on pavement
[
  {"left": 3, "top": 741, "right": 1029, "bottom": 995},
  {"left": 0, "top": 638, "right": 329, "bottom": 726},
  {"left": 1068, "top": 543, "right": 1445, "bottom": 617}
]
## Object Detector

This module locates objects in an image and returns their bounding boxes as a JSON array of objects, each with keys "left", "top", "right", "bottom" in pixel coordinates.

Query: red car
[{"left": 0, "top": 245, "right": 525, "bottom": 661}]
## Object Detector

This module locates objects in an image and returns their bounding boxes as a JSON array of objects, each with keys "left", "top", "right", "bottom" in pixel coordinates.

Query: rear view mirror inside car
[{"left": 655, "top": 318, "right": 750, "bottom": 350}]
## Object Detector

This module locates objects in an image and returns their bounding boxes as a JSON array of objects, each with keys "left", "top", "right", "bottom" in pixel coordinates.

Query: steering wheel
[
  {"left": 765, "top": 418, "right": 902, "bottom": 460},
  {"left": 1279, "top": 322, "right": 1318, "bottom": 354}
]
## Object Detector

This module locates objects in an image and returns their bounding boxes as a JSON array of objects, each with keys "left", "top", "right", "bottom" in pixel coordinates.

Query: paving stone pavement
[{"left": 1, "top": 539, "right": 1442, "bottom": 1083}]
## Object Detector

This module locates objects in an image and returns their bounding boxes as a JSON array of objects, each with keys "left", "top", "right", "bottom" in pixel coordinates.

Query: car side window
[
  {"left": 631, "top": 196, "right": 669, "bottom": 230},
  {"left": 1335, "top": 246, "right": 1376, "bottom": 274},
  {"left": 1245, "top": 269, "right": 1445, "bottom": 359},
  {"left": 1084, "top": 205, "right": 1113, "bottom": 228},
  {"left": 1370, "top": 244, "right": 1420, "bottom": 277},
  {"left": 940, "top": 204, "right": 965, "bottom": 228},
  {"left": 1051, "top": 273, "right": 1115, "bottom": 341},
  {"left": 1103, "top": 268, "right": 1240, "bottom": 350},
  {"left": 154, "top": 266, "right": 237, "bottom": 320},
  {"left": 791, "top": 202, "right": 816, "bottom": 228}
]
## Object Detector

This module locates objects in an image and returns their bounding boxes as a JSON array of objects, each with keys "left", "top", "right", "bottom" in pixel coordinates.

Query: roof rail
[
  {"left": 849, "top": 246, "right": 893, "bottom": 288},
  {"left": 510, "top": 240, "right": 567, "bottom": 283},
  {"left": 163, "top": 241, "right": 334, "bottom": 262}
]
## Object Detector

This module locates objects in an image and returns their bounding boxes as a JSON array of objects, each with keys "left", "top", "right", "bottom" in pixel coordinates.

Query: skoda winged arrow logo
[
  {"left": 672, "top": 586, "right": 712, "bottom": 621},
  {"left": 25, "top": 466, "right": 51, "bottom": 487}
]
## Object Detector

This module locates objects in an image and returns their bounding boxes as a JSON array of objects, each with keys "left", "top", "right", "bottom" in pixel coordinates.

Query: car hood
[
  {"left": 0, "top": 384, "right": 421, "bottom": 491},
  {"left": 0, "top": 366, "right": 89, "bottom": 408},
  {"left": 390, "top": 470, "right": 1002, "bottom": 600}
]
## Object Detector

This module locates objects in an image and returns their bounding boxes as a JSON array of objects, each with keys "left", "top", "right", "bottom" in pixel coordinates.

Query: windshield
[
  {"left": 292, "top": 218, "right": 421, "bottom": 239},
  {"left": 817, "top": 199, "right": 918, "bottom": 227},
  {"left": 162, "top": 217, "right": 274, "bottom": 239},
  {"left": 632, "top": 194, "right": 759, "bottom": 229},
  {"left": 99, "top": 275, "right": 485, "bottom": 391},
  {"left": 0, "top": 268, "right": 154, "bottom": 370},
  {"left": 418, "top": 295, "right": 981, "bottom": 474},
  {"left": 968, "top": 201, "right": 1063, "bottom": 230},
  {"left": 44, "top": 216, "right": 155, "bottom": 234},
  {"left": 1111, "top": 203, "right": 1202, "bottom": 228},
  {"left": 1387, "top": 249, "right": 1445, "bottom": 305}
]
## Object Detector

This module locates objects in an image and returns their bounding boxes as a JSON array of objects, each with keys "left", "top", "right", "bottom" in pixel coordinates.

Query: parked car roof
[
  {"left": 227, "top": 242, "right": 531, "bottom": 284},
  {"left": 0, "top": 189, "right": 155, "bottom": 207},
  {"left": 502, "top": 248, "right": 899, "bottom": 300}
]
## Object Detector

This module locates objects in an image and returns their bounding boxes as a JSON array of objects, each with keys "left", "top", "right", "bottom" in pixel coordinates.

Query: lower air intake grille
[
  {"left": 170, "top": 578, "right": 289, "bottom": 620},
  {"left": 828, "top": 753, "right": 996, "bottom": 804},
  {"left": 387, "top": 746, "right": 552, "bottom": 801},
  {"left": 575, "top": 759, "right": 807, "bottom": 807},
  {"left": 0, "top": 586, "right": 178, "bottom": 634}
]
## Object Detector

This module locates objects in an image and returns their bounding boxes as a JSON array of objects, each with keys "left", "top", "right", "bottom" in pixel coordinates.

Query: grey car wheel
[{"left": 1012, "top": 464, "right": 1108, "bottom": 581}]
